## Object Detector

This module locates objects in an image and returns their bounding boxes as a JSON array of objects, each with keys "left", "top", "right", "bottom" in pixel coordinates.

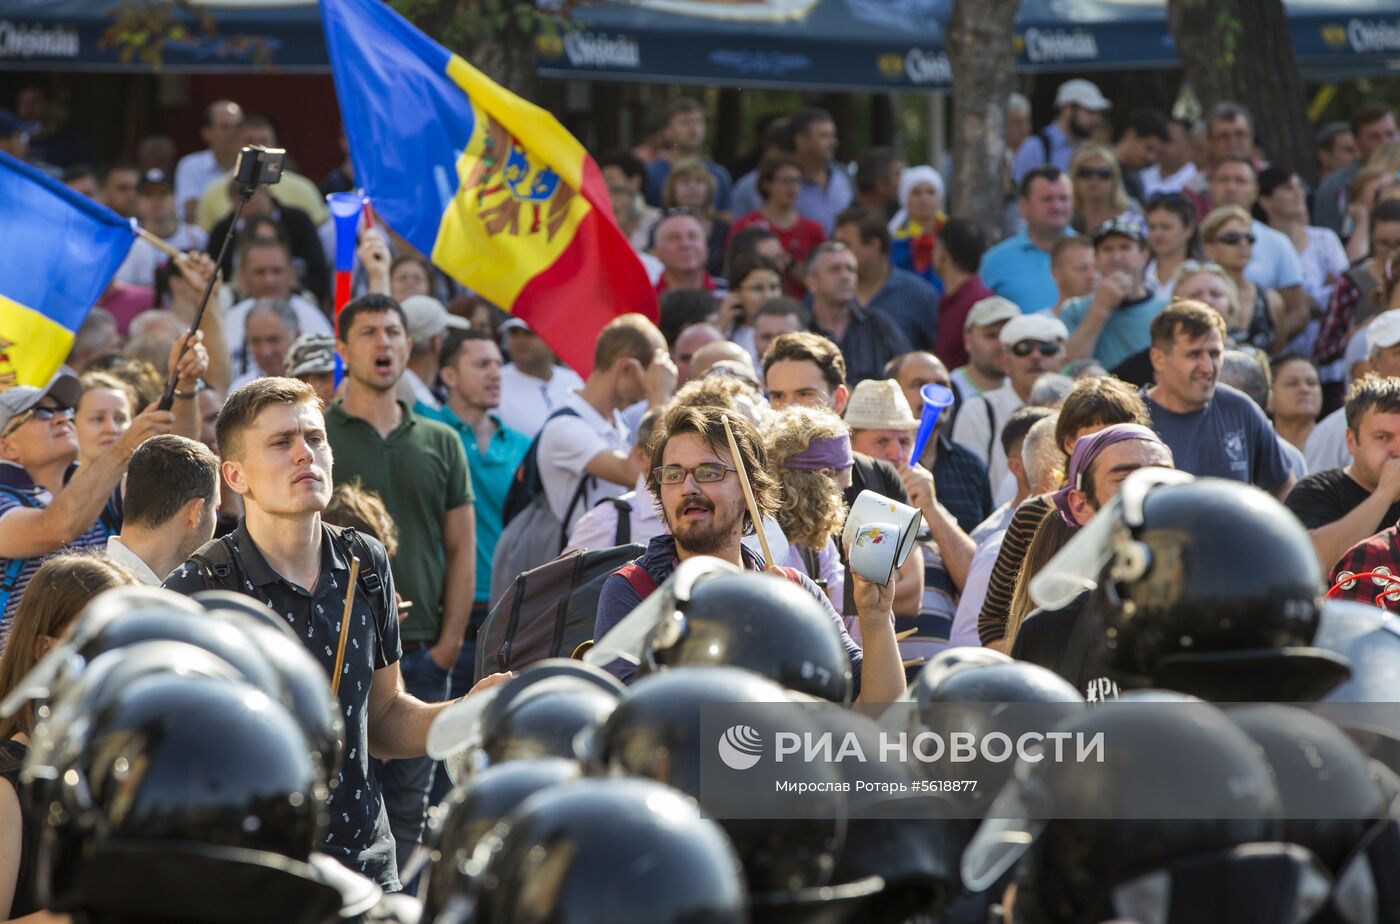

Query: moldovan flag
[
  {"left": 0, "top": 152, "right": 135, "bottom": 388},
  {"left": 321, "top": 0, "right": 658, "bottom": 376}
]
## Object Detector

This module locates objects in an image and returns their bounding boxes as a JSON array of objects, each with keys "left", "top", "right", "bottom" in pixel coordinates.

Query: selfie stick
[
  {"left": 158, "top": 147, "right": 282, "bottom": 411},
  {"left": 721, "top": 414, "right": 775, "bottom": 566}
]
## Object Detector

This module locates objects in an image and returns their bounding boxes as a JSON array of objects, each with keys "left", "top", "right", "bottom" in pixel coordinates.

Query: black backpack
[
  {"left": 475, "top": 542, "right": 644, "bottom": 683},
  {"left": 500, "top": 407, "right": 585, "bottom": 528}
]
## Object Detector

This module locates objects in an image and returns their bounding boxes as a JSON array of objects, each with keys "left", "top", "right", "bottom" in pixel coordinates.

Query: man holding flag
[
  {"left": 0, "top": 152, "right": 210, "bottom": 628},
  {"left": 320, "top": 0, "right": 658, "bottom": 379}
]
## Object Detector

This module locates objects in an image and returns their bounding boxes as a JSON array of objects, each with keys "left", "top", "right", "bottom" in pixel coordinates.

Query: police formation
[{"left": 6, "top": 470, "right": 1400, "bottom": 924}]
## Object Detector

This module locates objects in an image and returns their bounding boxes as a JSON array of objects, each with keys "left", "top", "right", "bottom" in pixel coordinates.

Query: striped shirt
[{"left": 976, "top": 494, "right": 1051, "bottom": 645}]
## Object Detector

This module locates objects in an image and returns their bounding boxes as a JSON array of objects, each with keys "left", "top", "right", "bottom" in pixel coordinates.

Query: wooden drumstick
[
  {"left": 331, "top": 556, "right": 360, "bottom": 698},
  {"left": 720, "top": 414, "right": 775, "bottom": 566}
]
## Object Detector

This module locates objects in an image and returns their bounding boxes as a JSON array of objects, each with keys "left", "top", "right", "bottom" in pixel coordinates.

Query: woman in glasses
[
  {"left": 1202, "top": 205, "right": 1284, "bottom": 352},
  {"left": 660, "top": 158, "right": 729, "bottom": 279},
  {"left": 1068, "top": 145, "right": 1139, "bottom": 236},
  {"left": 1143, "top": 193, "right": 1198, "bottom": 297},
  {"left": 727, "top": 152, "right": 826, "bottom": 297}
]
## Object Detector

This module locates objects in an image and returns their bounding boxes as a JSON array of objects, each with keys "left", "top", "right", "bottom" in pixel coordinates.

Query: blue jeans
[
  {"left": 379, "top": 646, "right": 450, "bottom": 876},
  {"left": 428, "top": 604, "right": 488, "bottom": 807}
]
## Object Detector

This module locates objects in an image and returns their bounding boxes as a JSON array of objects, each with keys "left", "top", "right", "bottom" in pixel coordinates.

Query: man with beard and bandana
[{"left": 592, "top": 403, "right": 907, "bottom": 702}]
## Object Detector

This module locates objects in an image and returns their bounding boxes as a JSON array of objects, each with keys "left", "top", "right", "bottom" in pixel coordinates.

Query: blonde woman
[
  {"left": 1069, "top": 145, "right": 1138, "bottom": 235},
  {"left": 764, "top": 406, "right": 852, "bottom": 612},
  {"left": 661, "top": 157, "right": 729, "bottom": 277},
  {"left": 1201, "top": 206, "right": 1284, "bottom": 352},
  {"left": 74, "top": 371, "right": 136, "bottom": 468},
  {"left": 1171, "top": 260, "right": 1241, "bottom": 326}
]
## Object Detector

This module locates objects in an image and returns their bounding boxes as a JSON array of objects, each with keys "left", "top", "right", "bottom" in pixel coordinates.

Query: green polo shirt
[
  {"left": 325, "top": 400, "right": 474, "bottom": 643},
  {"left": 416, "top": 402, "right": 531, "bottom": 604}
]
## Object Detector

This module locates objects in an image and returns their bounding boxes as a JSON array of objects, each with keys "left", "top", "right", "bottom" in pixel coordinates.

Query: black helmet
[
  {"left": 580, "top": 665, "right": 846, "bottom": 895},
  {"left": 193, "top": 589, "right": 304, "bottom": 643},
  {"left": 586, "top": 557, "right": 854, "bottom": 702},
  {"left": 2, "top": 588, "right": 284, "bottom": 718},
  {"left": 1314, "top": 601, "right": 1400, "bottom": 771},
  {"left": 1228, "top": 704, "right": 1400, "bottom": 924},
  {"left": 910, "top": 646, "right": 1013, "bottom": 694},
  {"left": 421, "top": 757, "right": 582, "bottom": 920},
  {"left": 29, "top": 670, "right": 332, "bottom": 920},
  {"left": 1031, "top": 471, "right": 1346, "bottom": 700},
  {"left": 961, "top": 699, "right": 1333, "bottom": 924},
  {"left": 462, "top": 778, "right": 746, "bottom": 924},
  {"left": 428, "top": 659, "right": 623, "bottom": 784},
  {"left": 810, "top": 704, "right": 965, "bottom": 921},
  {"left": 898, "top": 660, "right": 1084, "bottom": 809}
]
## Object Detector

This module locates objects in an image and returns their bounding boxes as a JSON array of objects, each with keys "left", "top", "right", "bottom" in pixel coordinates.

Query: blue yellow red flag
[
  {"left": 321, "top": 0, "right": 658, "bottom": 377},
  {"left": 0, "top": 152, "right": 135, "bottom": 389}
]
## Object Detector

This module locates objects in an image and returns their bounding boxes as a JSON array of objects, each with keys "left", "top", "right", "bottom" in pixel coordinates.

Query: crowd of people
[{"left": 1, "top": 75, "right": 1400, "bottom": 923}]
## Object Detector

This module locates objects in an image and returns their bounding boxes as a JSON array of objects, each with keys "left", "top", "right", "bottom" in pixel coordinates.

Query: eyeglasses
[
  {"left": 1076, "top": 167, "right": 1114, "bottom": 181},
  {"left": 1010, "top": 340, "right": 1064, "bottom": 358},
  {"left": 1213, "top": 232, "right": 1256, "bottom": 246},
  {"left": 1, "top": 404, "right": 74, "bottom": 438},
  {"left": 654, "top": 463, "right": 736, "bottom": 485}
]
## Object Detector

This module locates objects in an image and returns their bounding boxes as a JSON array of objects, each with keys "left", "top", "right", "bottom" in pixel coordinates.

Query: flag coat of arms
[
  {"left": 321, "top": 0, "right": 658, "bottom": 376},
  {"left": 0, "top": 152, "right": 136, "bottom": 388}
]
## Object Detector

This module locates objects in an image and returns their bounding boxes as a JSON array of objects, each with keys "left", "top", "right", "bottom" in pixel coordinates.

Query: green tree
[
  {"left": 1167, "top": 0, "right": 1313, "bottom": 182},
  {"left": 391, "top": 0, "right": 565, "bottom": 96}
]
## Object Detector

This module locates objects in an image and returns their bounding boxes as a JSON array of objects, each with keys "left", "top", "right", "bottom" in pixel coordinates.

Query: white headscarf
[{"left": 889, "top": 165, "right": 945, "bottom": 233}]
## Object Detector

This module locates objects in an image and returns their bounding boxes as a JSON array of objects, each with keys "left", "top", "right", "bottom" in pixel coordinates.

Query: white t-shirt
[
  {"left": 497, "top": 363, "right": 586, "bottom": 438},
  {"left": 949, "top": 529, "right": 1005, "bottom": 648},
  {"left": 174, "top": 149, "right": 225, "bottom": 222},
  {"left": 951, "top": 384, "right": 1025, "bottom": 496},
  {"left": 115, "top": 223, "right": 208, "bottom": 287},
  {"left": 1139, "top": 162, "right": 1198, "bottom": 199},
  {"left": 1304, "top": 407, "right": 1351, "bottom": 475},
  {"left": 565, "top": 478, "right": 664, "bottom": 553},
  {"left": 224, "top": 294, "right": 332, "bottom": 380},
  {"left": 536, "top": 392, "right": 631, "bottom": 530}
]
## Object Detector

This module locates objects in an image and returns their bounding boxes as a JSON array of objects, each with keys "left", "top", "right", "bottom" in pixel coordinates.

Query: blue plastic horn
[{"left": 910, "top": 383, "right": 955, "bottom": 465}]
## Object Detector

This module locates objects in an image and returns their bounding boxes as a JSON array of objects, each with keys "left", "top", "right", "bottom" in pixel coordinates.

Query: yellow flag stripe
[{"left": 0, "top": 294, "right": 75, "bottom": 388}]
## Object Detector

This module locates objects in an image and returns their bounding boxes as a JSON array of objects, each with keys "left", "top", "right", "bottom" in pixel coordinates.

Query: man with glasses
[
  {"left": 0, "top": 373, "right": 176, "bottom": 630},
  {"left": 592, "top": 402, "right": 906, "bottom": 703},
  {"left": 1061, "top": 215, "right": 1169, "bottom": 370},
  {"left": 952, "top": 314, "right": 1068, "bottom": 502}
]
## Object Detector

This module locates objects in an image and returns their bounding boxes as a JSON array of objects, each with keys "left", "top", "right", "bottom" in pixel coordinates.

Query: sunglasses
[
  {"left": 1213, "top": 232, "right": 1256, "bottom": 246},
  {"left": 1011, "top": 340, "right": 1063, "bottom": 358},
  {"left": 654, "top": 463, "right": 736, "bottom": 485},
  {"left": 1, "top": 404, "right": 74, "bottom": 438},
  {"left": 1076, "top": 167, "right": 1114, "bottom": 181}
]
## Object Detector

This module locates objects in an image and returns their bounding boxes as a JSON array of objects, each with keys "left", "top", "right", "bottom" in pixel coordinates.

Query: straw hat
[{"left": 843, "top": 379, "right": 918, "bottom": 431}]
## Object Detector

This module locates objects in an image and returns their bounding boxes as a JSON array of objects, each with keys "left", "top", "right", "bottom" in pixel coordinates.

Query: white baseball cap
[
  {"left": 964, "top": 296, "right": 1022, "bottom": 331},
  {"left": 1055, "top": 79, "right": 1111, "bottom": 112},
  {"left": 999, "top": 313, "right": 1069, "bottom": 347},
  {"left": 400, "top": 296, "right": 469, "bottom": 345},
  {"left": 1366, "top": 310, "right": 1400, "bottom": 354}
]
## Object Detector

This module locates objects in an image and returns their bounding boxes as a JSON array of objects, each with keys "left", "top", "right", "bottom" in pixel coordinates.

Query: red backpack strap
[
  {"left": 616, "top": 562, "right": 658, "bottom": 600},
  {"left": 779, "top": 566, "right": 804, "bottom": 586}
]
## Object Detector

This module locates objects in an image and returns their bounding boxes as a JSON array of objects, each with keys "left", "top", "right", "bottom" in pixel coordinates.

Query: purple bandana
[
  {"left": 783, "top": 434, "right": 854, "bottom": 471},
  {"left": 1051, "top": 424, "right": 1169, "bottom": 528}
]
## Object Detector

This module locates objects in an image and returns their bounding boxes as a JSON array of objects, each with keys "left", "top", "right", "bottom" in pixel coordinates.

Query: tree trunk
[
  {"left": 1167, "top": 0, "right": 1313, "bottom": 183},
  {"left": 947, "top": 0, "right": 1022, "bottom": 242}
]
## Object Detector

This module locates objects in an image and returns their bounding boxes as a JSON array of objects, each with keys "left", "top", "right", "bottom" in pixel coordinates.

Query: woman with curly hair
[{"left": 764, "top": 406, "right": 852, "bottom": 612}]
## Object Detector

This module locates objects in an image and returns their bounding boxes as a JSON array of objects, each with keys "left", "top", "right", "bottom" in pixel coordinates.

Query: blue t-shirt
[
  {"left": 416, "top": 403, "right": 531, "bottom": 604},
  {"left": 1060, "top": 290, "right": 1170, "bottom": 371},
  {"left": 1143, "top": 383, "right": 1291, "bottom": 492},
  {"left": 980, "top": 232, "right": 1066, "bottom": 313},
  {"left": 1246, "top": 220, "right": 1304, "bottom": 292}
]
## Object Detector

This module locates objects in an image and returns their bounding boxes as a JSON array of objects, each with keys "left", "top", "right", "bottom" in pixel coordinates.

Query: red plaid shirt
[
  {"left": 1330, "top": 524, "right": 1400, "bottom": 607},
  {"left": 1315, "top": 273, "right": 1363, "bottom": 365}
]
